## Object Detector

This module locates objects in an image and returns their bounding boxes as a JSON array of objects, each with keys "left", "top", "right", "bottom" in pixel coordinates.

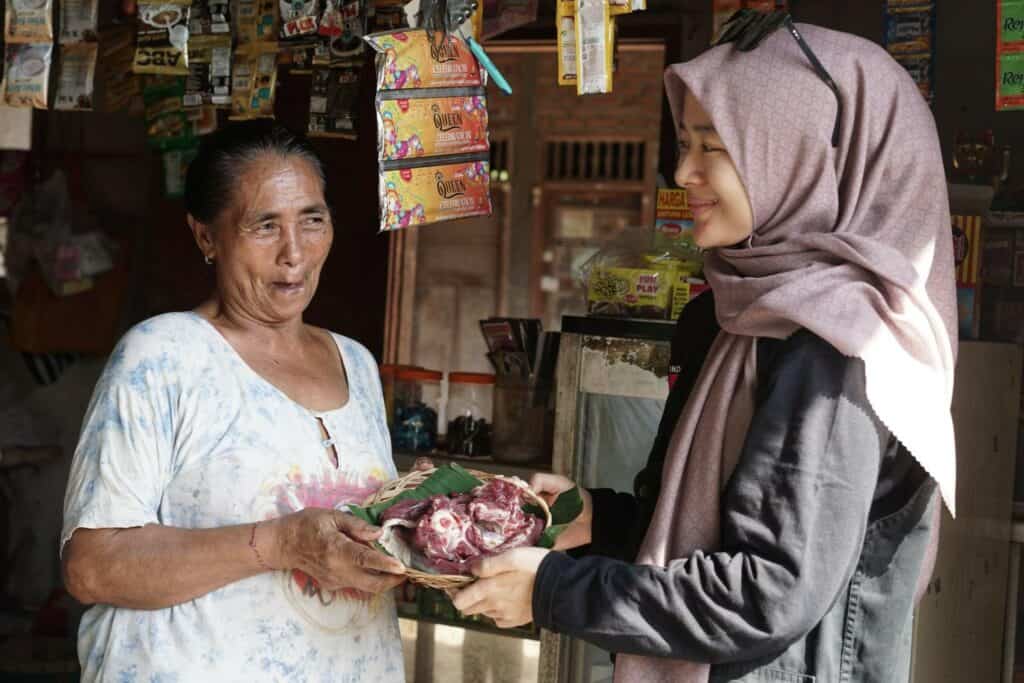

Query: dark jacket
[{"left": 532, "top": 292, "right": 938, "bottom": 682}]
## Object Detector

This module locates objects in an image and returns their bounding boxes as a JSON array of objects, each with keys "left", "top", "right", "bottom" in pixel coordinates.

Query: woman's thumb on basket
[{"left": 335, "top": 511, "right": 382, "bottom": 542}]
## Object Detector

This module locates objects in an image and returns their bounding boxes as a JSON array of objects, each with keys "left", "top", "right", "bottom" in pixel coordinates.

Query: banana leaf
[
  {"left": 525, "top": 486, "right": 583, "bottom": 549},
  {"left": 348, "top": 463, "right": 483, "bottom": 526}
]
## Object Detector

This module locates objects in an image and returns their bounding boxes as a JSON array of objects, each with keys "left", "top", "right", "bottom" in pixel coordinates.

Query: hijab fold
[{"left": 614, "top": 24, "right": 956, "bottom": 683}]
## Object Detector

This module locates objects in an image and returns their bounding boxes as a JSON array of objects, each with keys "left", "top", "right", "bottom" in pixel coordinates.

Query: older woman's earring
[{"left": 204, "top": 254, "right": 213, "bottom": 265}]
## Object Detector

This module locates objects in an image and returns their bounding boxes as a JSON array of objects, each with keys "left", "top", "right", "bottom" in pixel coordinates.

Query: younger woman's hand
[
  {"left": 452, "top": 547, "right": 549, "bottom": 628},
  {"left": 529, "top": 473, "right": 593, "bottom": 550}
]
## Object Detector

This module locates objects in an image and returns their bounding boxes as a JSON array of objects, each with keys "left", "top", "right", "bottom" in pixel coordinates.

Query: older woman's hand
[
  {"left": 451, "top": 547, "right": 550, "bottom": 628},
  {"left": 271, "top": 509, "right": 407, "bottom": 596}
]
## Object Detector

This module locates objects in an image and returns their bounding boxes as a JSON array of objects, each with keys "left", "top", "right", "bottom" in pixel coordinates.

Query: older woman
[{"left": 61, "top": 121, "right": 407, "bottom": 682}]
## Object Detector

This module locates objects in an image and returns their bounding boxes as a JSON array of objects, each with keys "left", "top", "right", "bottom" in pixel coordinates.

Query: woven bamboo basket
[{"left": 362, "top": 467, "right": 552, "bottom": 590}]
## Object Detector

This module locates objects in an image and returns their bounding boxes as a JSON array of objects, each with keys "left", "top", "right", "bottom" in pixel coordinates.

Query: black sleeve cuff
[{"left": 532, "top": 550, "right": 575, "bottom": 633}]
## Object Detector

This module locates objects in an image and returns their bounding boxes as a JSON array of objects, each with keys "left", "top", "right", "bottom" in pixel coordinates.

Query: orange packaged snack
[
  {"left": 379, "top": 158, "right": 491, "bottom": 232},
  {"left": 378, "top": 93, "right": 489, "bottom": 161}
]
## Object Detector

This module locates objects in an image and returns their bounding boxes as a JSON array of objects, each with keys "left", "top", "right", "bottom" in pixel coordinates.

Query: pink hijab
[{"left": 614, "top": 23, "right": 957, "bottom": 683}]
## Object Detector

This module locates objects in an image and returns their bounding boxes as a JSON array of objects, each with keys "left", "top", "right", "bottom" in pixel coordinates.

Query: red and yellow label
[
  {"left": 378, "top": 95, "right": 489, "bottom": 161},
  {"left": 656, "top": 188, "right": 690, "bottom": 220},
  {"left": 380, "top": 160, "right": 492, "bottom": 231},
  {"left": 366, "top": 30, "right": 482, "bottom": 91}
]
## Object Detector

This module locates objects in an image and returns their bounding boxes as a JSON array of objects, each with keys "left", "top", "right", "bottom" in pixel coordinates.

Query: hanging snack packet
[
  {"left": 230, "top": 42, "right": 279, "bottom": 119},
  {"left": 377, "top": 92, "right": 489, "bottom": 161},
  {"left": 308, "top": 64, "right": 361, "bottom": 138},
  {"left": 185, "top": 34, "right": 232, "bottom": 106},
  {"left": 3, "top": 43, "right": 54, "bottom": 108},
  {"left": 379, "top": 157, "right": 491, "bottom": 231},
  {"left": 997, "top": 51, "right": 1024, "bottom": 111},
  {"left": 190, "top": 0, "right": 231, "bottom": 34},
  {"left": 320, "top": 0, "right": 366, "bottom": 62},
  {"left": 234, "top": 0, "right": 278, "bottom": 44},
  {"left": 883, "top": 6, "right": 934, "bottom": 55},
  {"left": 5, "top": 0, "right": 55, "bottom": 43},
  {"left": 134, "top": 1, "right": 192, "bottom": 75},
  {"left": 365, "top": 29, "right": 484, "bottom": 90},
  {"left": 557, "top": 0, "right": 576, "bottom": 87},
  {"left": 60, "top": 0, "right": 100, "bottom": 42},
  {"left": 143, "top": 77, "right": 196, "bottom": 148},
  {"left": 574, "top": 0, "right": 612, "bottom": 95},
  {"left": 281, "top": 0, "right": 320, "bottom": 38},
  {"left": 55, "top": 42, "right": 99, "bottom": 109},
  {"left": 93, "top": 25, "right": 141, "bottom": 112}
]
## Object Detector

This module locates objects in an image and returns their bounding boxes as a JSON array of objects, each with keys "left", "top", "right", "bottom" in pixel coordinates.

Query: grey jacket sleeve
[{"left": 531, "top": 331, "right": 887, "bottom": 664}]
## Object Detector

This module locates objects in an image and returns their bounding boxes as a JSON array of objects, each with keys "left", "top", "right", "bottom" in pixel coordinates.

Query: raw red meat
[{"left": 383, "top": 478, "right": 544, "bottom": 574}]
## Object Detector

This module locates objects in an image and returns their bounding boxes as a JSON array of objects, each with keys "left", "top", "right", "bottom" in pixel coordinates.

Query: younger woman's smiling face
[{"left": 674, "top": 90, "right": 754, "bottom": 249}]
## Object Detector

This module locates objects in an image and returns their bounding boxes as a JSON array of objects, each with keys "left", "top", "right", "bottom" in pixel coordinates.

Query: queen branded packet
[
  {"left": 367, "top": 29, "right": 492, "bottom": 231},
  {"left": 366, "top": 29, "right": 483, "bottom": 90},
  {"left": 380, "top": 158, "right": 491, "bottom": 232},
  {"left": 134, "top": 0, "right": 193, "bottom": 75},
  {"left": 377, "top": 94, "right": 489, "bottom": 161}
]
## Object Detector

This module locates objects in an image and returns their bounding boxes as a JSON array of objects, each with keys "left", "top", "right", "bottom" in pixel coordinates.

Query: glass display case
[{"left": 544, "top": 315, "right": 674, "bottom": 683}]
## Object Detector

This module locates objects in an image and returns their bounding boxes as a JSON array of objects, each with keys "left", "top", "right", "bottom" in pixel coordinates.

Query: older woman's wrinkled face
[
  {"left": 199, "top": 154, "right": 332, "bottom": 325},
  {"left": 674, "top": 91, "right": 753, "bottom": 249}
]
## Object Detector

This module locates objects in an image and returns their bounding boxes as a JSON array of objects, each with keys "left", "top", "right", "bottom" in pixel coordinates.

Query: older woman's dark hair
[{"left": 184, "top": 120, "right": 326, "bottom": 225}]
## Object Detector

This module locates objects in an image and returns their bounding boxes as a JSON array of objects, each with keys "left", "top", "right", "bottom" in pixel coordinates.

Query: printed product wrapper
[
  {"left": 55, "top": 42, "right": 99, "bottom": 110},
  {"left": 190, "top": 0, "right": 231, "bottom": 35},
  {"left": 998, "top": 0, "right": 1024, "bottom": 111},
  {"left": 234, "top": 0, "right": 278, "bottom": 45},
  {"left": 319, "top": 0, "right": 367, "bottom": 61},
  {"left": 280, "top": 0, "right": 318, "bottom": 39},
  {"left": 3, "top": 43, "right": 54, "bottom": 108},
  {"left": 134, "top": 0, "right": 193, "bottom": 75},
  {"left": 229, "top": 42, "right": 279, "bottom": 119},
  {"left": 378, "top": 93, "right": 489, "bottom": 161},
  {"left": 60, "top": 0, "right": 99, "bottom": 42},
  {"left": 365, "top": 29, "right": 484, "bottom": 91},
  {"left": 379, "top": 158, "right": 491, "bottom": 232},
  {"left": 5, "top": 0, "right": 55, "bottom": 43},
  {"left": 308, "top": 64, "right": 361, "bottom": 139},
  {"left": 883, "top": 7, "right": 933, "bottom": 55},
  {"left": 578, "top": 226, "right": 703, "bottom": 320},
  {"left": 574, "top": 0, "right": 613, "bottom": 95},
  {"left": 185, "top": 34, "right": 232, "bottom": 107},
  {"left": 144, "top": 77, "right": 196, "bottom": 148},
  {"left": 653, "top": 188, "right": 699, "bottom": 262},
  {"left": 998, "top": 51, "right": 1024, "bottom": 111},
  {"left": 557, "top": 0, "right": 576, "bottom": 87},
  {"left": 1001, "top": 0, "right": 1024, "bottom": 51}
]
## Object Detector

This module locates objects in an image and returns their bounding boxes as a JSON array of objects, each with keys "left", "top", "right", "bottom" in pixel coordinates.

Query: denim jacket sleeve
[{"left": 532, "top": 331, "right": 888, "bottom": 664}]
